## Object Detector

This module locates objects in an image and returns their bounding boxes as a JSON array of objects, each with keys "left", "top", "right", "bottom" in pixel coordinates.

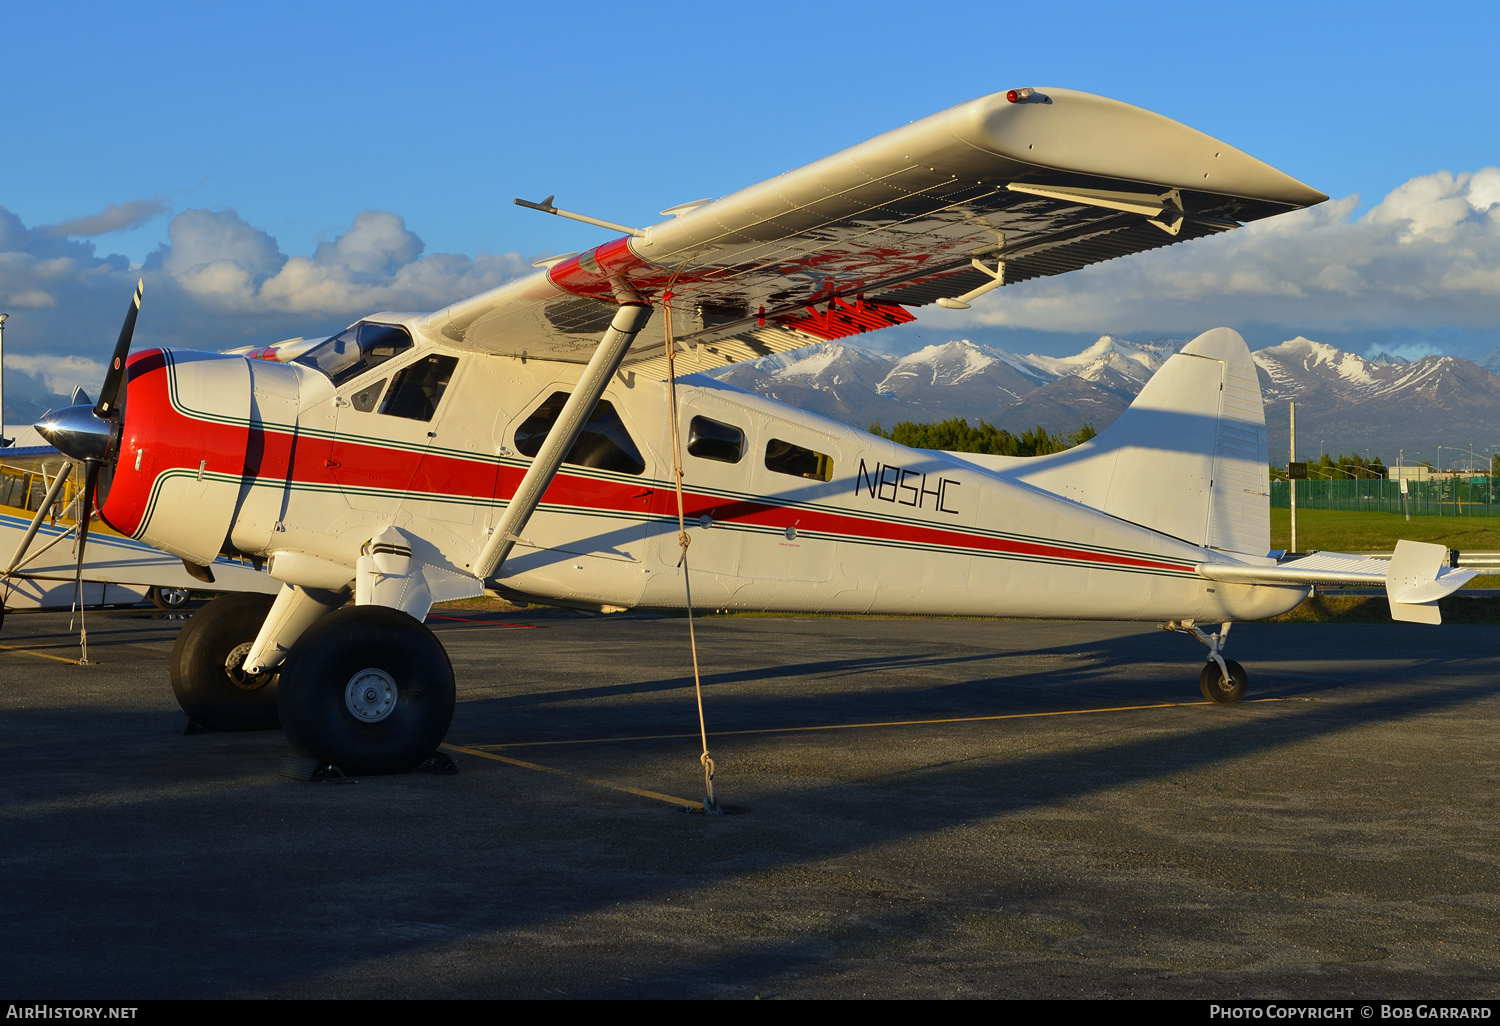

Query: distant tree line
[
  {"left": 869, "top": 417, "right": 1098, "bottom": 456},
  {"left": 1270, "top": 452, "right": 1390, "bottom": 481}
]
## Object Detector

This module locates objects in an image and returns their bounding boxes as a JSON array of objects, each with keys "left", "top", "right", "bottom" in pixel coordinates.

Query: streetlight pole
[
  {"left": 1399, "top": 449, "right": 1410, "bottom": 521},
  {"left": 0, "top": 312, "right": 8, "bottom": 447},
  {"left": 1289, "top": 402, "right": 1298, "bottom": 553}
]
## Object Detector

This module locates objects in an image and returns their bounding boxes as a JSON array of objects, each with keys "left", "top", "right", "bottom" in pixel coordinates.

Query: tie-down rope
[{"left": 661, "top": 282, "right": 721, "bottom": 815}]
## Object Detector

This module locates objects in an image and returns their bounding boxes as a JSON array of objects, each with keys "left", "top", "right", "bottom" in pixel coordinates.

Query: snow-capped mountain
[
  {"left": 875, "top": 341, "right": 1037, "bottom": 415},
  {"left": 709, "top": 332, "right": 1500, "bottom": 460},
  {"left": 1252, "top": 337, "right": 1500, "bottom": 458},
  {"left": 1001, "top": 335, "right": 1183, "bottom": 392},
  {"left": 711, "top": 342, "right": 902, "bottom": 428},
  {"left": 710, "top": 336, "right": 1188, "bottom": 434}
]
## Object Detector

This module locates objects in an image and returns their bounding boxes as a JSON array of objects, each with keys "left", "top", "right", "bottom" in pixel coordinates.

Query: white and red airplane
[{"left": 35, "top": 87, "right": 1475, "bottom": 775}]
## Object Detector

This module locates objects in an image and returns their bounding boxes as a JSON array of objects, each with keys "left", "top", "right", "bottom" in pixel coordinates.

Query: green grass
[
  {"left": 1268, "top": 593, "right": 1500, "bottom": 624},
  {"left": 1271, "top": 507, "right": 1500, "bottom": 552}
]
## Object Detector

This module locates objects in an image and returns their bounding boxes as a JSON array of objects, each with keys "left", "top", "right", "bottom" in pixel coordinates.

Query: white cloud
[
  {"left": 928, "top": 168, "right": 1500, "bottom": 336},
  {"left": 6, "top": 354, "right": 104, "bottom": 394},
  {"left": 143, "top": 207, "right": 530, "bottom": 316},
  {"left": 156, "top": 208, "right": 286, "bottom": 282},
  {"left": 0, "top": 204, "right": 533, "bottom": 368},
  {"left": 4, "top": 168, "right": 1500, "bottom": 428}
]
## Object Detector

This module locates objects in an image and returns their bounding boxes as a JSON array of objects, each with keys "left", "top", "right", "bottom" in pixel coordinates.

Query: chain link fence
[{"left": 1271, "top": 477, "right": 1500, "bottom": 516}]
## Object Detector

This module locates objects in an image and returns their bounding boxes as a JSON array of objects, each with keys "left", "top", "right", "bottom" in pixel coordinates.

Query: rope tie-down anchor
[{"left": 662, "top": 283, "right": 722, "bottom": 816}]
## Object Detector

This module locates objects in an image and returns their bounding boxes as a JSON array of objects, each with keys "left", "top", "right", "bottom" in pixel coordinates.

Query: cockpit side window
[
  {"left": 292, "top": 322, "right": 413, "bottom": 385},
  {"left": 380, "top": 355, "right": 459, "bottom": 422}
]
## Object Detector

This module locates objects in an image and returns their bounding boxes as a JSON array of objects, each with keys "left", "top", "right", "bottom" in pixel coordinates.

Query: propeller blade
[{"left": 95, "top": 279, "right": 143, "bottom": 418}]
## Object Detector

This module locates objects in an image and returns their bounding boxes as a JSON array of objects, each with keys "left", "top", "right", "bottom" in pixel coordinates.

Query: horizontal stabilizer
[
  {"left": 1387, "top": 540, "right": 1475, "bottom": 624},
  {"left": 1196, "top": 540, "right": 1477, "bottom": 625}
]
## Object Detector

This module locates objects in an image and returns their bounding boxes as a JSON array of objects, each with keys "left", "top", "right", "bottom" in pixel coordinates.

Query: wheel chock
[
  {"left": 277, "top": 755, "right": 354, "bottom": 783},
  {"left": 418, "top": 751, "right": 458, "bottom": 775}
]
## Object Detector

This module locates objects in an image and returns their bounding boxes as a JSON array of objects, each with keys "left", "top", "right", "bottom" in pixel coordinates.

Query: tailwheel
[
  {"left": 276, "top": 606, "right": 455, "bottom": 776},
  {"left": 170, "top": 592, "right": 280, "bottom": 730},
  {"left": 151, "top": 585, "right": 190, "bottom": 610},
  {"left": 1199, "top": 659, "right": 1248, "bottom": 704}
]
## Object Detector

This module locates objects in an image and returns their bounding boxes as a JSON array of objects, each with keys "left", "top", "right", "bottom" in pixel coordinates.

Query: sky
[{"left": 2, "top": 0, "right": 1498, "bottom": 413}]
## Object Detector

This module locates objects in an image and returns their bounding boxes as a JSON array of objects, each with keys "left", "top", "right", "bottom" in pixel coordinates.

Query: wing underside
[{"left": 417, "top": 87, "right": 1326, "bottom": 375}]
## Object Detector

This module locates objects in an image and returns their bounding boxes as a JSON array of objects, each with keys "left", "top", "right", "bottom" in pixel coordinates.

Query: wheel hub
[
  {"left": 345, "top": 668, "right": 398, "bottom": 722},
  {"left": 224, "top": 642, "right": 272, "bottom": 690}
]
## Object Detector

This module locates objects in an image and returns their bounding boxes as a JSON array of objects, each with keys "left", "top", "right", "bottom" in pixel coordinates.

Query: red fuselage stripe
[{"left": 105, "top": 355, "right": 1189, "bottom": 575}]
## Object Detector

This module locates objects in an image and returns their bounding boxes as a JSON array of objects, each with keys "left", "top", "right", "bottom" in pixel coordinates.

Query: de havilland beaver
[{"left": 35, "top": 87, "right": 1475, "bottom": 775}]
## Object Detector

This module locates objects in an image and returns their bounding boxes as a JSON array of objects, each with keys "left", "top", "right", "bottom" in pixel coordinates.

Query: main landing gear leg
[{"left": 1162, "top": 620, "right": 1247, "bottom": 704}]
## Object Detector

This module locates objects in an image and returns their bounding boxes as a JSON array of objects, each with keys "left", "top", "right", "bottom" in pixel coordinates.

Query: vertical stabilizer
[{"left": 986, "top": 327, "right": 1270, "bottom": 555}]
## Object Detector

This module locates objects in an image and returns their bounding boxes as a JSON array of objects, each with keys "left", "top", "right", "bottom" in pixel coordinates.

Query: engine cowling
[{"left": 101, "top": 349, "right": 253, "bottom": 566}]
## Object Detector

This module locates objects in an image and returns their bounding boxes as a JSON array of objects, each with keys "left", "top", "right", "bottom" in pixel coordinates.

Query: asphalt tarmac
[{"left": 1, "top": 604, "right": 1497, "bottom": 999}]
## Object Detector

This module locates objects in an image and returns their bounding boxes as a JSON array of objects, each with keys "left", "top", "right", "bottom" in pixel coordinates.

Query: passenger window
[
  {"left": 293, "top": 321, "right": 412, "bottom": 385},
  {"left": 687, "top": 416, "right": 745, "bottom": 464},
  {"left": 380, "top": 355, "right": 459, "bottom": 422},
  {"left": 350, "top": 378, "right": 387, "bottom": 413},
  {"left": 765, "top": 438, "right": 833, "bottom": 481},
  {"left": 514, "top": 391, "right": 646, "bottom": 475}
]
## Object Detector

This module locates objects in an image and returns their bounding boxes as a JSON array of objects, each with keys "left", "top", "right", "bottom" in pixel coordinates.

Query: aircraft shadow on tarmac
[
  {"left": 3, "top": 618, "right": 1499, "bottom": 996},
  {"left": 441, "top": 618, "right": 1499, "bottom": 740}
]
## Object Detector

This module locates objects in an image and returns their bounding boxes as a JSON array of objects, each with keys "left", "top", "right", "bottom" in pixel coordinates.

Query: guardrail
[{"left": 1341, "top": 551, "right": 1500, "bottom": 570}]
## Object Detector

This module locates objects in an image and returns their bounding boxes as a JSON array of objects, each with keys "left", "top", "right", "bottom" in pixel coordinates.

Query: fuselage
[{"left": 99, "top": 329, "right": 1307, "bottom": 624}]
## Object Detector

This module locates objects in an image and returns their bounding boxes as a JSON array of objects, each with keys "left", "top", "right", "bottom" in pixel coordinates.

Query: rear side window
[
  {"left": 765, "top": 438, "right": 833, "bottom": 481},
  {"left": 381, "top": 355, "right": 459, "bottom": 422},
  {"left": 687, "top": 416, "right": 745, "bottom": 464},
  {"left": 515, "top": 392, "right": 646, "bottom": 475},
  {"left": 293, "top": 321, "right": 412, "bottom": 385}
]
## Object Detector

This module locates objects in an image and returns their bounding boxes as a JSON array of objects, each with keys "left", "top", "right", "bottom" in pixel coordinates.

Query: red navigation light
[{"left": 1006, "top": 87, "right": 1034, "bottom": 103}]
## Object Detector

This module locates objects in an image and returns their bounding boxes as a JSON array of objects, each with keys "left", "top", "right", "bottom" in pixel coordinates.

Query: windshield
[{"left": 292, "top": 322, "right": 413, "bottom": 385}]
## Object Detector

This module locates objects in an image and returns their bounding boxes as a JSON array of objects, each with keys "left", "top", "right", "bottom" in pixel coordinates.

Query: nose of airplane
[{"left": 36, "top": 403, "right": 116, "bottom": 463}]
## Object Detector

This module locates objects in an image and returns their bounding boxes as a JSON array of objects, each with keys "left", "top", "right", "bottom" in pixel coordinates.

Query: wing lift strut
[
  {"left": 473, "top": 295, "right": 653, "bottom": 579},
  {"left": 469, "top": 278, "right": 725, "bottom": 815}
]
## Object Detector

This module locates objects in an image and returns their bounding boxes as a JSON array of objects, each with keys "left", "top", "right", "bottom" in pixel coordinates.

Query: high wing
[{"left": 417, "top": 87, "right": 1326, "bottom": 375}]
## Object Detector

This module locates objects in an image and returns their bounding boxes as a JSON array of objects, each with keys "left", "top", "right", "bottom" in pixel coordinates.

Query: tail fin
[{"left": 998, "top": 327, "right": 1269, "bottom": 554}]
